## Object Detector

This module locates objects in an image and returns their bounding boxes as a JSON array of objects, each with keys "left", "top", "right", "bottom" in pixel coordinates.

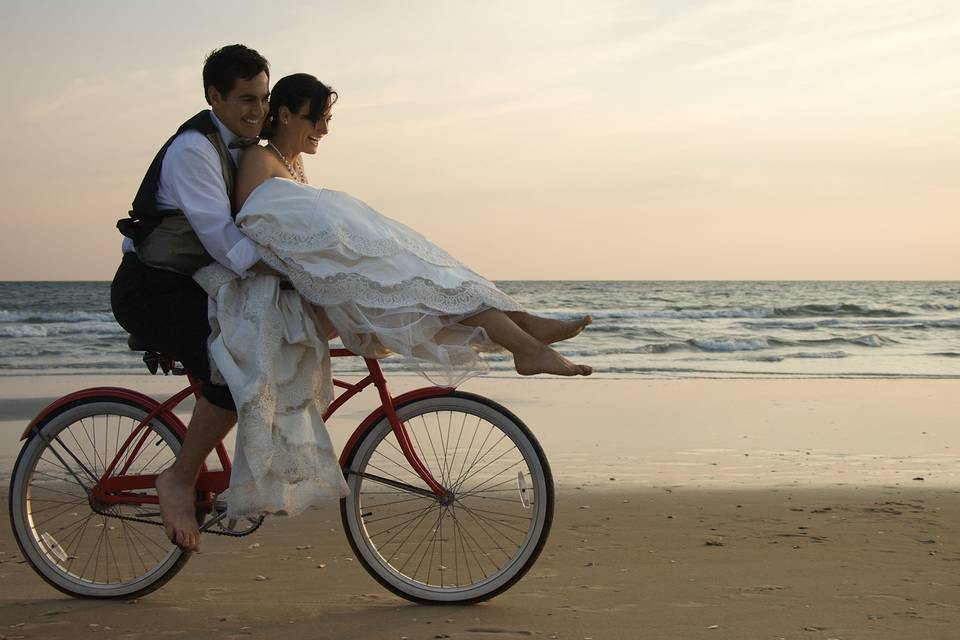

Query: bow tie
[{"left": 228, "top": 137, "right": 259, "bottom": 149}]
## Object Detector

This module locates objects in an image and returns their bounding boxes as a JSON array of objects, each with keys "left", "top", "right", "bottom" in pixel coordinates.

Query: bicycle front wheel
[
  {"left": 340, "top": 391, "right": 554, "bottom": 604},
  {"left": 8, "top": 398, "right": 197, "bottom": 599}
]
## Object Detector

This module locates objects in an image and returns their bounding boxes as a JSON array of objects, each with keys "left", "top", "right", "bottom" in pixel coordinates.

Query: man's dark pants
[{"left": 110, "top": 252, "right": 235, "bottom": 410}]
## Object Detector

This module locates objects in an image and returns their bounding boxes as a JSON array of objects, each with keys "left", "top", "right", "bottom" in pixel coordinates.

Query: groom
[{"left": 111, "top": 44, "right": 272, "bottom": 551}]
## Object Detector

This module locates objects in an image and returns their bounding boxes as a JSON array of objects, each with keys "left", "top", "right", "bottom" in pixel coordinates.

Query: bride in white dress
[
  {"left": 236, "top": 74, "right": 593, "bottom": 381},
  {"left": 193, "top": 73, "right": 592, "bottom": 519}
]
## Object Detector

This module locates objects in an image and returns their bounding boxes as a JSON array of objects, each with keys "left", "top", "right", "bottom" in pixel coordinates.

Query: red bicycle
[{"left": 8, "top": 340, "right": 553, "bottom": 604}]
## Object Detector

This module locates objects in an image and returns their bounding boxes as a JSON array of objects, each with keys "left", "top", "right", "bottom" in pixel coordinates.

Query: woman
[{"left": 235, "top": 73, "right": 592, "bottom": 381}]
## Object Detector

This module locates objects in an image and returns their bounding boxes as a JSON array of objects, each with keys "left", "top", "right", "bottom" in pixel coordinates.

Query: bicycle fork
[{"left": 358, "top": 359, "right": 453, "bottom": 505}]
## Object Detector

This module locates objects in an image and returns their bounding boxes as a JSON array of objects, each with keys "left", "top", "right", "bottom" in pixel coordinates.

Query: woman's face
[{"left": 281, "top": 99, "right": 332, "bottom": 155}]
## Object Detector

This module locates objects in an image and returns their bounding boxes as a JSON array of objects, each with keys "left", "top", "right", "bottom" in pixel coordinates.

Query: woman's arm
[{"left": 235, "top": 145, "right": 286, "bottom": 210}]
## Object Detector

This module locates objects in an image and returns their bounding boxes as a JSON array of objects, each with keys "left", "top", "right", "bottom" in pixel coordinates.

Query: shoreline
[{"left": 3, "top": 376, "right": 960, "bottom": 488}]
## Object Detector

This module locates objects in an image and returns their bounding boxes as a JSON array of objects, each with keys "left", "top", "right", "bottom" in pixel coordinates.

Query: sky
[{"left": 0, "top": 0, "right": 957, "bottom": 280}]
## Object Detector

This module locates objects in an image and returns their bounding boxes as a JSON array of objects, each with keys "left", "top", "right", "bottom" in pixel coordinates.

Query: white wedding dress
[
  {"left": 194, "top": 177, "right": 523, "bottom": 517},
  {"left": 243, "top": 178, "right": 523, "bottom": 378}
]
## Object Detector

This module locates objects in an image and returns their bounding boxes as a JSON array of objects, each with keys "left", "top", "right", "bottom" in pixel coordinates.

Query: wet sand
[{"left": 2, "top": 376, "right": 959, "bottom": 638}]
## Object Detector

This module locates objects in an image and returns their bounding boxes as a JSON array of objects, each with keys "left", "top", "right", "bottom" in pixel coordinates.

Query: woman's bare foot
[
  {"left": 508, "top": 312, "right": 592, "bottom": 345},
  {"left": 156, "top": 468, "right": 200, "bottom": 551},
  {"left": 514, "top": 343, "right": 592, "bottom": 376}
]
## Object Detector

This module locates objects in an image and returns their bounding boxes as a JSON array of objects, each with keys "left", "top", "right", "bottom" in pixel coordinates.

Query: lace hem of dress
[
  {"left": 249, "top": 223, "right": 463, "bottom": 269},
  {"left": 240, "top": 188, "right": 465, "bottom": 269},
  {"left": 260, "top": 250, "right": 523, "bottom": 314}
]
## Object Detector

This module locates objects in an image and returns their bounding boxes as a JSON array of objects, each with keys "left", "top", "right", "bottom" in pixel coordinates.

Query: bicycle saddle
[
  {"left": 126, "top": 334, "right": 159, "bottom": 353},
  {"left": 126, "top": 334, "right": 182, "bottom": 375}
]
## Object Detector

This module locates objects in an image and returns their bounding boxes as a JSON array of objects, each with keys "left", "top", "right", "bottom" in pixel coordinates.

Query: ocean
[{"left": 0, "top": 281, "right": 957, "bottom": 379}]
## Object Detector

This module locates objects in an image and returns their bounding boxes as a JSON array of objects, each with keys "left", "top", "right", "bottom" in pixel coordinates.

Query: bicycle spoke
[
  {"left": 459, "top": 459, "right": 526, "bottom": 497},
  {"left": 30, "top": 498, "right": 93, "bottom": 529},
  {"left": 460, "top": 492, "right": 531, "bottom": 504},
  {"left": 406, "top": 420, "right": 439, "bottom": 486},
  {"left": 29, "top": 467, "right": 89, "bottom": 494},
  {"left": 452, "top": 432, "right": 509, "bottom": 492},
  {"left": 65, "top": 426, "right": 99, "bottom": 482},
  {"left": 455, "top": 503, "right": 532, "bottom": 523},
  {"left": 118, "top": 515, "right": 167, "bottom": 562},
  {"left": 385, "top": 504, "right": 441, "bottom": 569},
  {"left": 363, "top": 495, "right": 434, "bottom": 509},
  {"left": 118, "top": 517, "right": 145, "bottom": 578},
  {"left": 456, "top": 501, "right": 530, "bottom": 540},
  {"left": 451, "top": 424, "right": 500, "bottom": 492},
  {"left": 458, "top": 474, "right": 526, "bottom": 495},
  {"left": 418, "top": 415, "right": 446, "bottom": 487},
  {"left": 450, "top": 505, "right": 488, "bottom": 580},
  {"left": 455, "top": 505, "right": 515, "bottom": 562},
  {"left": 23, "top": 496, "right": 87, "bottom": 511},
  {"left": 132, "top": 439, "right": 171, "bottom": 476},
  {"left": 409, "top": 508, "right": 444, "bottom": 581},
  {"left": 65, "top": 513, "right": 96, "bottom": 573},
  {"left": 449, "top": 506, "right": 499, "bottom": 575},
  {"left": 454, "top": 415, "right": 482, "bottom": 489},
  {"left": 113, "top": 415, "right": 122, "bottom": 475},
  {"left": 41, "top": 438, "right": 97, "bottom": 489},
  {"left": 79, "top": 417, "right": 106, "bottom": 477},
  {"left": 440, "top": 412, "right": 452, "bottom": 487},
  {"left": 44, "top": 507, "right": 93, "bottom": 550},
  {"left": 366, "top": 458, "right": 418, "bottom": 486},
  {"left": 363, "top": 504, "right": 442, "bottom": 526},
  {"left": 368, "top": 502, "right": 436, "bottom": 543}
]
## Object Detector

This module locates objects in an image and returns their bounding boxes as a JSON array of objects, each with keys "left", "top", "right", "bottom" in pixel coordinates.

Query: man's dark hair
[{"left": 202, "top": 44, "right": 270, "bottom": 104}]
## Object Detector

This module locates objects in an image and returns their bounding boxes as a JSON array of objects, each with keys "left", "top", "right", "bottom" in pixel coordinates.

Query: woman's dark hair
[
  {"left": 202, "top": 44, "right": 270, "bottom": 104},
  {"left": 261, "top": 73, "right": 338, "bottom": 140}
]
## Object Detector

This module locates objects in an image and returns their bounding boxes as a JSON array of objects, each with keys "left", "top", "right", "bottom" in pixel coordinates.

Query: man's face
[{"left": 208, "top": 71, "right": 270, "bottom": 139}]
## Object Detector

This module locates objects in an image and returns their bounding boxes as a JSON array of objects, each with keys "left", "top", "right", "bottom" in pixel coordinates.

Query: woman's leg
[
  {"left": 505, "top": 311, "right": 592, "bottom": 345},
  {"left": 461, "top": 310, "right": 592, "bottom": 376}
]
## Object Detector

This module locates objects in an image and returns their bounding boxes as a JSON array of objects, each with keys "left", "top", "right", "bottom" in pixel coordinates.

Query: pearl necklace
[{"left": 267, "top": 142, "right": 307, "bottom": 184}]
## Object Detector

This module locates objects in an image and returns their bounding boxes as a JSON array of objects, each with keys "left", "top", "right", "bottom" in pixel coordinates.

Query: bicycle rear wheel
[
  {"left": 340, "top": 391, "right": 553, "bottom": 604},
  {"left": 8, "top": 398, "right": 198, "bottom": 598}
]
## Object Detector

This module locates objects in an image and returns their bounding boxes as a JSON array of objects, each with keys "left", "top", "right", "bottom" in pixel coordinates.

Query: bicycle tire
[
  {"left": 8, "top": 397, "right": 200, "bottom": 599},
  {"left": 340, "top": 390, "right": 554, "bottom": 604}
]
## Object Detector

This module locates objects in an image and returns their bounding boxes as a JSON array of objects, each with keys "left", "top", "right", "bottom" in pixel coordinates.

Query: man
[{"left": 111, "top": 44, "right": 272, "bottom": 551}]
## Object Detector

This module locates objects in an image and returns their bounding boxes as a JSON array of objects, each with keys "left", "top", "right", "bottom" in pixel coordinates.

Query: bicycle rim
[
  {"left": 341, "top": 392, "right": 553, "bottom": 603},
  {"left": 9, "top": 399, "right": 191, "bottom": 598}
]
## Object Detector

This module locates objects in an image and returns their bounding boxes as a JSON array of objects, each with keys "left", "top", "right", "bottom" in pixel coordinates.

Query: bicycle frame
[{"left": 21, "top": 350, "right": 454, "bottom": 510}]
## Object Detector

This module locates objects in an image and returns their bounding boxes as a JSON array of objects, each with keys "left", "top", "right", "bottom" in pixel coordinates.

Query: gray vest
[{"left": 118, "top": 111, "right": 237, "bottom": 276}]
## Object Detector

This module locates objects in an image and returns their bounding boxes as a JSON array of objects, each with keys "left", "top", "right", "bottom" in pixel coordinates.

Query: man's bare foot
[
  {"left": 156, "top": 468, "right": 200, "bottom": 551},
  {"left": 514, "top": 344, "right": 592, "bottom": 376},
  {"left": 509, "top": 313, "right": 592, "bottom": 345}
]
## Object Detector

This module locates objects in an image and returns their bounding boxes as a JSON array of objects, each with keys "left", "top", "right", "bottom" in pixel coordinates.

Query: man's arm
[{"left": 158, "top": 133, "right": 259, "bottom": 277}]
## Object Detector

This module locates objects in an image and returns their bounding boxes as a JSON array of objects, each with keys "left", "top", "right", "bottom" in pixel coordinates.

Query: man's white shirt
[{"left": 121, "top": 111, "right": 259, "bottom": 277}]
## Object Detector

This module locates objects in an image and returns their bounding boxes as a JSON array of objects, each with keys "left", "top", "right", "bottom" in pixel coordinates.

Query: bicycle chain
[{"left": 89, "top": 502, "right": 264, "bottom": 538}]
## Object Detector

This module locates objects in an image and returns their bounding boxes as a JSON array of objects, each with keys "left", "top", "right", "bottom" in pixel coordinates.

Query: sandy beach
[{"left": 2, "top": 375, "right": 959, "bottom": 639}]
